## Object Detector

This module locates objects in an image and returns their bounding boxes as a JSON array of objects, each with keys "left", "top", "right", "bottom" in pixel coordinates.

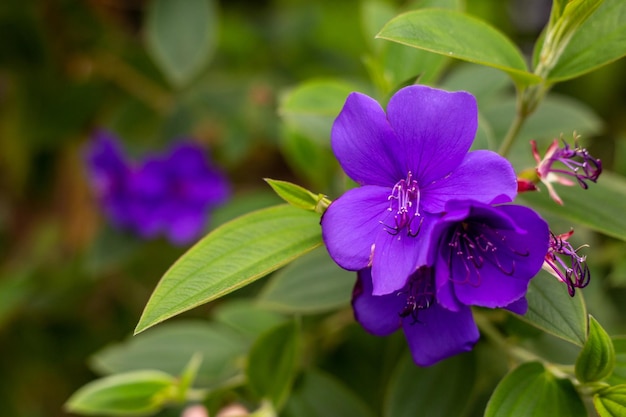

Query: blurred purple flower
[
  {"left": 353, "top": 200, "right": 548, "bottom": 366},
  {"left": 321, "top": 85, "right": 517, "bottom": 295},
  {"left": 85, "top": 130, "right": 230, "bottom": 245}
]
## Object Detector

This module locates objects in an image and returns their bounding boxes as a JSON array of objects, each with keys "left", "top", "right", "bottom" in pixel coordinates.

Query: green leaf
[
  {"left": 91, "top": 320, "right": 246, "bottom": 388},
  {"left": 485, "top": 362, "right": 587, "bottom": 417},
  {"left": 594, "top": 385, "right": 626, "bottom": 417},
  {"left": 212, "top": 300, "right": 286, "bottom": 340},
  {"left": 247, "top": 320, "right": 300, "bottom": 410},
  {"left": 515, "top": 271, "right": 587, "bottom": 346},
  {"left": 264, "top": 179, "right": 330, "bottom": 213},
  {"left": 384, "top": 351, "right": 475, "bottom": 417},
  {"left": 283, "top": 369, "right": 377, "bottom": 417},
  {"left": 482, "top": 94, "right": 602, "bottom": 167},
  {"left": 279, "top": 125, "right": 339, "bottom": 190},
  {"left": 548, "top": 0, "right": 626, "bottom": 82},
  {"left": 65, "top": 370, "right": 175, "bottom": 416},
  {"left": 135, "top": 205, "right": 322, "bottom": 334},
  {"left": 607, "top": 337, "right": 626, "bottom": 385},
  {"left": 361, "top": 0, "right": 460, "bottom": 92},
  {"left": 576, "top": 315, "right": 616, "bottom": 383},
  {"left": 377, "top": 9, "right": 541, "bottom": 86},
  {"left": 278, "top": 79, "right": 361, "bottom": 144},
  {"left": 520, "top": 171, "right": 626, "bottom": 242},
  {"left": 257, "top": 246, "right": 354, "bottom": 314},
  {"left": 145, "top": 0, "right": 218, "bottom": 87}
]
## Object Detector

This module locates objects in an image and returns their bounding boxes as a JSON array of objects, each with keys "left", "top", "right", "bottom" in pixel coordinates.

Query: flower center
[
  {"left": 383, "top": 172, "right": 422, "bottom": 236},
  {"left": 397, "top": 267, "right": 434, "bottom": 324},
  {"left": 447, "top": 221, "right": 529, "bottom": 286},
  {"left": 544, "top": 230, "right": 590, "bottom": 296}
]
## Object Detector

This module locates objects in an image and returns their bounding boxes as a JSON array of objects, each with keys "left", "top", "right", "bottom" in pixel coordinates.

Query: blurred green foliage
[{"left": 1, "top": 0, "right": 626, "bottom": 416}]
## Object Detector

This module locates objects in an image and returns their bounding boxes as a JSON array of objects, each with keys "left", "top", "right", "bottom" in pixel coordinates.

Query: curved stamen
[
  {"left": 385, "top": 172, "right": 421, "bottom": 237},
  {"left": 397, "top": 267, "right": 434, "bottom": 325},
  {"left": 447, "top": 221, "right": 529, "bottom": 286}
]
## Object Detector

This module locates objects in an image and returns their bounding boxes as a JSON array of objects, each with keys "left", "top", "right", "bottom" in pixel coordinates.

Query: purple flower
[
  {"left": 543, "top": 230, "right": 590, "bottom": 296},
  {"left": 529, "top": 137, "right": 602, "bottom": 205},
  {"left": 353, "top": 200, "right": 548, "bottom": 366},
  {"left": 321, "top": 86, "right": 517, "bottom": 295},
  {"left": 353, "top": 267, "right": 479, "bottom": 367},
  {"left": 85, "top": 130, "right": 230, "bottom": 245},
  {"left": 432, "top": 201, "right": 549, "bottom": 312}
]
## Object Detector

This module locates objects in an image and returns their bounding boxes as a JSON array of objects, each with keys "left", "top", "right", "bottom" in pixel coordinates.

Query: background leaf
[
  {"left": 520, "top": 171, "right": 626, "bottom": 242},
  {"left": 247, "top": 320, "right": 300, "bottom": 410},
  {"left": 135, "top": 205, "right": 322, "bottom": 334},
  {"left": 283, "top": 369, "right": 377, "bottom": 417},
  {"left": 91, "top": 320, "right": 246, "bottom": 388},
  {"left": 257, "top": 246, "right": 355, "bottom": 314},
  {"left": 377, "top": 9, "right": 541, "bottom": 86},
  {"left": 145, "top": 0, "right": 218, "bottom": 87},
  {"left": 516, "top": 272, "right": 587, "bottom": 346},
  {"left": 485, "top": 362, "right": 587, "bottom": 417},
  {"left": 65, "top": 371, "right": 175, "bottom": 416},
  {"left": 575, "top": 315, "right": 616, "bottom": 383},
  {"left": 607, "top": 337, "right": 626, "bottom": 385},
  {"left": 547, "top": 0, "right": 626, "bottom": 81},
  {"left": 384, "top": 351, "right": 475, "bottom": 417}
]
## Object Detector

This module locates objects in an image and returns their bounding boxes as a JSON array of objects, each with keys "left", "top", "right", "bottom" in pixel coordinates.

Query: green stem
[{"left": 497, "top": 107, "right": 527, "bottom": 157}]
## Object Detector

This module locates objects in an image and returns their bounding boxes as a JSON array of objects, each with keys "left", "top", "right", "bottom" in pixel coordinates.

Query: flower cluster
[
  {"left": 85, "top": 130, "right": 230, "bottom": 245},
  {"left": 321, "top": 86, "right": 550, "bottom": 366}
]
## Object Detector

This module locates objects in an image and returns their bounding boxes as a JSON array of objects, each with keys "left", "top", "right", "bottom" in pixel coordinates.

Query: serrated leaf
[
  {"left": 283, "top": 369, "right": 377, "bottom": 417},
  {"left": 594, "top": 385, "right": 626, "bottom": 417},
  {"left": 135, "top": 205, "right": 322, "bottom": 334},
  {"left": 520, "top": 171, "right": 626, "bottom": 242},
  {"left": 91, "top": 320, "right": 246, "bottom": 388},
  {"left": 548, "top": 0, "right": 626, "bottom": 81},
  {"left": 515, "top": 271, "right": 587, "bottom": 346},
  {"left": 384, "top": 351, "right": 475, "bottom": 417},
  {"left": 377, "top": 9, "right": 541, "bottom": 86},
  {"left": 145, "top": 0, "right": 218, "bottom": 87},
  {"left": 485, "top": 362, "right": 587, "bottom": 417},
  {"left": 576, "top": 315, "right": 616, "bottom": 383},
  {"left": 65, "top": 370, "right": 175, "bottom": 416},
  {"left": 257, "top": 246, "right": 354, "bottom": 314},
  {"left": 247, "top": 320, "right": 300, "bottom": 410}
]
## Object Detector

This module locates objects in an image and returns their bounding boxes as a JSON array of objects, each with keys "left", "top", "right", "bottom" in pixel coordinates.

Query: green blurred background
[{"left": 1, "top": 0, "right": 625, "bottom": 416}]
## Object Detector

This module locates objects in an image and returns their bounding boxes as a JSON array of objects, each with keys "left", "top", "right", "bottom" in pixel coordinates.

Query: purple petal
[
  {"left": 370, "top": 213, "right": 438, "bottom": 295},
  {"left": 166, "top": 209, "right": 206, "bottom": 245},
  {"left": 504, "top": 297, "right": 528, "bottom": 315},
  {"left": 437, "top": 203, "right": 549, "bottom": 309},
  {"left": 352, "top": 269, "right": 404, "bottom": 336},
  {"left": 402, "top": 302, "right": 479, "bottom": 366},
  {"left": 331, "top": 92, "right": 404, "bottom": 186},
  {"left": 321, "top": 186, "right": 390, "bottom": 271},
  {"left": 421, "top": 150, "right": 517, "bottom": 213},
  {"left": 386, "top": 86, "right": 477, "bottom": 186},
  {"left": 85, "top": 129, "right": 130, "bottom": 194}
]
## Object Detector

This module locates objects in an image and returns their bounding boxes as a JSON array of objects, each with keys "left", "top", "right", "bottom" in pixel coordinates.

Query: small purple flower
[
  {"left": 432, "top": 201, "right": 549, "bottom": 313},
  {"left": 352, "top": 200, "right": 548, "bottom": 366},
  {"left": 530, "top": 137, "right": 602, "bottom": 205},
  {"left": 353, "top": 267, "right": 479, "bottom": 367},
  {"left": 85, "top": 130, "right": 230, "bottom": 245},
  {"left": 543, "top": 230, "right": 590, "bottom": 296},
  {"left": 321, "top": 86, "right": 517, "bottom": 295}
]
